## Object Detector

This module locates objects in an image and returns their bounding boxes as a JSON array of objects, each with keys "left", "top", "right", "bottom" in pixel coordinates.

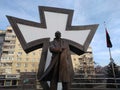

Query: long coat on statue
[{"left": 40, "top": 38, "right": 74, "bottom": 82}]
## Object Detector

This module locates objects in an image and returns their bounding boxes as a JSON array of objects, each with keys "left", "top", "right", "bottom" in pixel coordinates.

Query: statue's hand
[{"left": 58, "top": 48, "right": 64, "bottom": 52}]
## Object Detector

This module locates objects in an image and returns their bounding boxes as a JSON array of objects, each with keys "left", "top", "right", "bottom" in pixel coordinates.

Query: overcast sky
[{"left": 0, "top": 0, "right": 120, "bottom": 66}]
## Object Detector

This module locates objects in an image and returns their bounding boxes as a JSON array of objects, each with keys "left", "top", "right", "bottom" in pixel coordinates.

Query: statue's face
[{"left": 55, "top": 31, "right": 61, "bottom": 39}]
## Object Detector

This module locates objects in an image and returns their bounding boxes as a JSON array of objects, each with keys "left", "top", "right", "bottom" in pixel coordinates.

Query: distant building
[
  {"left": 71, "top": 47, "right": 95, "bottom": 75},
  {"left": 0, "top": 26, "right": 41, "bottom": 74}
]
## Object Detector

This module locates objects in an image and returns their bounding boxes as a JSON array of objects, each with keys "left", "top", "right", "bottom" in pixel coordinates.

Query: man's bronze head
[{"left": 55, "top": 31, "right": 61, "bottom": 39}]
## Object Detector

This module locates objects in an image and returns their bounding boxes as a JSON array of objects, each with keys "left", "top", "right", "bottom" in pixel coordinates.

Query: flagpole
[
  {"left": 108, "top": 48, "right": 118, "bottom": 88},
  {"left": 104, "top": 22, "right": 117, "bottom": 88}
]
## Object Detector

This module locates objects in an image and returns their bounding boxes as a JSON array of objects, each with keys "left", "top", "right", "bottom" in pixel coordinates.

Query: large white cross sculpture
[{"left": 7, "top": 6, "right": 98, "bottom": 89}]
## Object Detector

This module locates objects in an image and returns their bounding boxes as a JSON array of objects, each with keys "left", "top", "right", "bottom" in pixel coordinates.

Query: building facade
[
  {"left": 71, "top": 47, "right": 95, "bottom": 75},
  {"left": 0, "top": 26, "right": 41, "bottom": 74},
  {"left": 0, "top": 30, "right": 5, "bottom": 58},
  {"left": 0, "top": 26, "right": 95, "bottom": 89}
]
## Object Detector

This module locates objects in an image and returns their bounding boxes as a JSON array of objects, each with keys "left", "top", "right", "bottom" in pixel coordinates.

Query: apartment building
[
  {"left": 71, "top": 47, "right": 95, "bottom": 74},
  {"left": 0, "top": 26, "right": 95, "bottom": 89},
  {"left": 0, "top": 26, "right": 41, "bottom": 74}
]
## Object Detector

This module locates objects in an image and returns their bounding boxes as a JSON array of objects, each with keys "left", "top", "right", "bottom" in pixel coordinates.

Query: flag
[{"left": 106, "top": 29, "right": 112, "bottom": 48}]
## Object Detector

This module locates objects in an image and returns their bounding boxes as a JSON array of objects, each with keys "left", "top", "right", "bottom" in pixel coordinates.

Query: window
[
  {"left": 24, "top": 63, "right": 28, "bottom": 67},
  {"left": 10, "top": 46, "right": 15, "bottom": 49},
  {"left": 16, "top": 69, "right": 20, "bottom": 73},
  {"left": 0, "top": 80, "right": 4, "bottom": 86},
  {"left": 1, "top": 57, "right": 6, "bottom": 60},
  {"left": 78, "top": 58, "right": 83, "bottom": 60},
  {"left": 25, "top": 69, "right": 27, "bottom": 72},
  {"left": 5, "top": 80, "right": 11, "bottom": 86},
  {"left": 18, "top": 44, "right": 22, "bottom": 49},
  {"left": 9, "top": 57, "right": 13, "bottom": 60},
  {"left": 16, "top": 63, "right": 21, "bottom": 67},
  {"left": 32, "top": 63, "right": 35, "bottom": 67},
  {"left": 31, "top": 69, "right": 34, "bottom": 72},
  {"left": 17, "top": 58, "right": 22, "bottom": 61},
  {"left": 8, "top": 51, "right": 14, "bottom": 54},
  {"left": 1, "top": 57, "right": 13, "bottom": 61},
  {"left": 6, "top": 63, "right": 12, "bottom": 67},
  {"left": 10, "top": 40, "right": 15, "bottom": 44},
  {"left": 1, "top": 63, "right": 6, "bottom": 67},
  {"left": 2, "top": 51, "right": 8, "bottom": 54},
  {"left": 7, "top": 29, "right": 12, "bottom": 33},
  {"left": 5, "top": 69, "right": 11, "bottom": 74},
  {"left": 5, "top": 40, "right": 10, "bottom": 43},
  {"left": 12, "top": 80, "right": 17, "bottom": 85},
  {"left": 74, "top": 58, "right": 76, "bottom": 61},
  {"left": 32, "top": 52, "right": 36, "bottom": 55},
  {"left": 12, "top": 35, "right": 16, "bottom": 38},
  {"left": 32, "top": 58, "right": 35, "bottom": 62},
  {"left": 18, "top": 52, "right": 22, "bottom": 55},
  {"left": 26, "top": 58, "right": 29, "bottom": 61}
]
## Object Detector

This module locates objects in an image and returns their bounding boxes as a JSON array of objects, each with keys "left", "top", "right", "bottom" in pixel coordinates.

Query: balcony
[{"left": 5, "top": 37, "right": 16, "bottom": 41}]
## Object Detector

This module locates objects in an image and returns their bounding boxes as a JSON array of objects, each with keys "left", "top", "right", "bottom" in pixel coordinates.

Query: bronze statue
[{"left": 40, "top": 31, "right": 74, "bottom": 90}]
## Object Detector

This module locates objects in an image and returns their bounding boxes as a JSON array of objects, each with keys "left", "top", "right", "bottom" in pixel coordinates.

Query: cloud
[{"left": 112, "top": 49, "right": 120, "bottom": 57}]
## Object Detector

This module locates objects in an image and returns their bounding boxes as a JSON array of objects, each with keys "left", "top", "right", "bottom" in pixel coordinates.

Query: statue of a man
[{"left": 40, "top": 31, "right": 74, "bottom": 90}]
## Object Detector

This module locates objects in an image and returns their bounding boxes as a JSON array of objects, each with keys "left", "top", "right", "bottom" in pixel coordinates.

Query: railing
[
  {"left": 0, "top": 73, "right": 120, "bottom": 90},
  {"left": 70, "top": 73, "right": 120, "bottom": 90}
]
